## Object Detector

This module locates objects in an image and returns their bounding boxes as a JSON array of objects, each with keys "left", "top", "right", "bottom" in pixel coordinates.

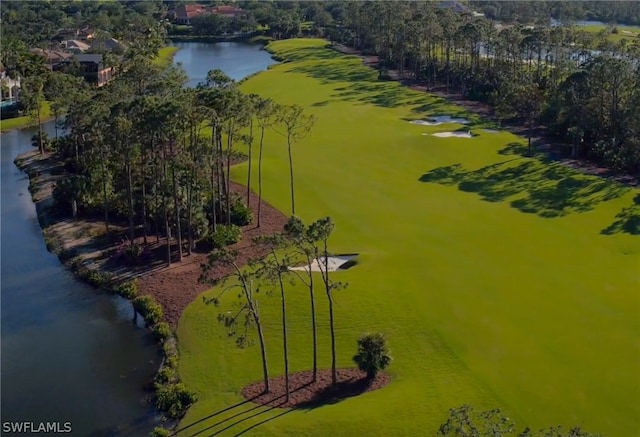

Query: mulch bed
[
  {"left": 241, "top": 368, "right": 390, "bottom": 409},
  {"left": 136, "top": 181, "right": 289, "bottom": 327}
]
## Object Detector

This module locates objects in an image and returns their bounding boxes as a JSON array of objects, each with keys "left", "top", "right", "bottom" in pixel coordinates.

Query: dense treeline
[
  {"left": 0, "top": 0, "right": 166, "bottom": 46},
  {"left": 470, "top": 1, "right": 640, "bottom": 26},
  {"left": 42, "top": 48, "right": 314, "bottom": 268},
  {"left": 326, "top": 2, "right": 640, "bottom": 174}
]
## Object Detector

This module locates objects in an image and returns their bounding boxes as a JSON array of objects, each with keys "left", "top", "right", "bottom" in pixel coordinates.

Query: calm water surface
[
  {"left": 1, "top": 42, "right": 275, "bottom": 436},
  {"left": 171, "top": 41, "right": 278, "bottom": 87}
]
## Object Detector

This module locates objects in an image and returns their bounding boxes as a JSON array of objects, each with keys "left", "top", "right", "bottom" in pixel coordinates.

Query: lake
[
  {"left": 0, "top": 41, "right": 276, "bottom": 436},
  {"left": 171, "top": 41, "right": 278, "bottom": 87}
]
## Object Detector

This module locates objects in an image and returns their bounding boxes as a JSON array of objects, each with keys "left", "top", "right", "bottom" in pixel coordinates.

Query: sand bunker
[
  {"left": 482, "top": 129, "right": 500, "bottom": 133},
  {"left": 409, "top": 115, "right": 470, "bottom": 126},
  {"left": 289, "top": 255, "right": 357, "bottom": 272},
  {"left": 410, "top": 115, "right": 470, "bottom": 126},
  {"left": 425, "top": 131, "right": 474, "bottom": 138}
]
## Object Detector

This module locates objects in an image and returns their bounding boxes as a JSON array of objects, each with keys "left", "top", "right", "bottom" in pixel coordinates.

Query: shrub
[
  {"left": 133, "top": 295, "right": 164, "bottom": 326},
  {"left": 353, "top": 332, "right": 392, "bottom": 380},
  {"left": 77, "top": 267, "right": 113, "bottom": 288},
  {"left": 149, "top": 427, "right": 171, "bottom": 437},
  {"left": 154, "top": 366, "right": 177, "bottom": 385},
  {"left": 113, "top": 280, "right": 139, "bottom": 300},
  {"left": 152, "top": 322, "right": 172, "bottom": 343},
  {"left": 156, "top": 383, "right": 197, "bottom": 419},
  {"left": 230, "top": 195, "right": 253, "bottom": 226},
  {"left": 204, "top": 224, "right": 242, "bottom": 249}
]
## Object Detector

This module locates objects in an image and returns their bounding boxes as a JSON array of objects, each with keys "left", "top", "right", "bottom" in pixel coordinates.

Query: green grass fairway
[
  {"left": 579, "top": 24, "right": 640, "bottom": 43},
  {"left": 177, "top": 39, "right": 640, "bottom": 436},
  {"left": 0, "top": 102, "right": 52, "bottom": 133}
]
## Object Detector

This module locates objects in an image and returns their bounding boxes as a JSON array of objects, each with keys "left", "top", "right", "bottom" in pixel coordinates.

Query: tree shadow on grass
[
  {"left": 172, "top": 399, "right": 294, "bottom": 437},
  {"left": 295, "top": 376, "right": 376, "bottom": 411},
  {"left": 275, "top": 45, "right": 347, "bottom": 63},
  {"left": 288, "top": 60, "right": 376, "bottom": 85},
  {"left": 419, "top": 160, "right": 630, "bottom": 218},
  {"left": 601, "top": 194, "right": 640, "bottom": 235}
]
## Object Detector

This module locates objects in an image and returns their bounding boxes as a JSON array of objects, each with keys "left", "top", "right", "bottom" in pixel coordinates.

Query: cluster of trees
[
  {"left": 201, "top": 216, "right": 392, "bottom": 401},
  {"left": 201, "top": 216, "right": 343, "bottom": 401},
  {"left": 42, "top": 50, "right": 315, "bottom": 267},
  {"left": 470, "top": 1, "right": 640, "bottom": 26},
  {"left": 439, "top": 405, "right": 600, "bottom": 437},
  {"left": 326, "top": 2, "right": 640, "bottom": 174},
  {"left": 0, "top": 0, "right": 166, "bottom": 47}
]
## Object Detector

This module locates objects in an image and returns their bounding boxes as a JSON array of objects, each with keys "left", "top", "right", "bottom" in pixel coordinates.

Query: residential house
[
  {"left": 174, "top": 4, "right": 245, "bottom": 24},
  {"left": 54, "top": 26, "right": 95, "bottom": 42},
  {"left": 73, "top": 54, "right": 114, "bottom": 87},
  {"left": 211, "top": 5, "right": 246, "bottom": 18},
  {"left": 0, "top": 69, "right": 21, "bottom": 105},
  {"left": 60, "top": 40, "right": 91, "bottom": 54},
  {"left": 30, "top": 48, "right": 74, "bottom": 70},
  {"left": 90, "top": 37, "right": 125, "bottom": 53}
]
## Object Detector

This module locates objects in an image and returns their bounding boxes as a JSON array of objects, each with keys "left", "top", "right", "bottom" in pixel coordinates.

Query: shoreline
[{"left": 14, "top": 145, "right": 289, "bottom": 425}]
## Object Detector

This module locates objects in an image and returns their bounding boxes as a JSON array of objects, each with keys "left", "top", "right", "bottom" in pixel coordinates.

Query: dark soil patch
[
  {"left": 136, "top": 181, "right": 289, "bottom": 327},
  {"left": 241, "top": 368, "right": 390, "bottom": 409}
]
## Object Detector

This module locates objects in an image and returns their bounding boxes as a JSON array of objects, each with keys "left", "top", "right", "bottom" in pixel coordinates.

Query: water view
[{"left": 0, "top": 41, "right": 275, "bottom": 436}]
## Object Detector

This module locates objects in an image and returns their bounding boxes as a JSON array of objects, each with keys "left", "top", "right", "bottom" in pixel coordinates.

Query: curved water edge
[
  {"left": 1, "top": 122, "right": 162, "bottom": 435},
  {"left": 1, "top": 42, "right": 277, "bottom": 435}
]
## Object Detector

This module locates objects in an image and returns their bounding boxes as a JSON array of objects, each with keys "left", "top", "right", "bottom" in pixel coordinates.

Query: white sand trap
[
  {"left": 483, "top": 129, "right": 500, "bottom": 133},
  {"left": 410, "top": 115, "right": 470, "bottom": 126},
  {"left": 289, "top": 255, "right": 357, "bottom": 272},
  {"left": 429, "top": 131, "right": 474, "bottom": 138}
]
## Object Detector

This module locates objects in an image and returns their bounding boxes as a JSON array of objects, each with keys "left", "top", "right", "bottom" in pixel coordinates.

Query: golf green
[{"left": 176, "top": 39, "right": 640, "bottom": 436}]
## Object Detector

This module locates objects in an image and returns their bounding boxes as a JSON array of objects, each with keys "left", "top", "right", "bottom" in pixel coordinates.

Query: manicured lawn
[
  {"left": 153, "top": 46, "right": 179, "bottom": 68},
  {"left": 177, "top": 39, "right": 640, "bottom": 436},
  {"left": 579, "top": 24, "right": 640, "bottom": 42},
  {"left": 0, "top": 102, "right": 52, "bottom": 133}
]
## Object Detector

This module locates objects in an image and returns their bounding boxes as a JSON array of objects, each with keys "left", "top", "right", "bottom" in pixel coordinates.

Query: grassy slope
[
  {"left": 579, "top": 24, "right": 640, "bottom": 42},
  {"left": 0, "top": 102, "right": 52, "bottom": 133},
  {"left": 153, "top": 46, "right": 179, "bottom": 68},
  {"left": 177, "top": 39, "right": 640, "bottom": 436}
]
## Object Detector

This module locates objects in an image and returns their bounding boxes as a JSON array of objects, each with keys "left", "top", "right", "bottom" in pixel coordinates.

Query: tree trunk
[
  {"left": 126, "top": 159, "right": 135, "bottom": 245},
  {"left": 323, "top": 240, "right": 337, "bottom": 385},
  {"left": 308, "top": 254, "right": 318, "bottom": 382},
  {"left": 287, "top": 136, "right": 296, "bottom": 216},
  {"left": 257, "top": 127, "right": 265, "bottom": 227},
  {"left": 169, "top": 139, "right": 183, "bottom": 262},
  {"left": 253, "top": 300, "right": 270, "bottom": 393},
  {"left": 278, "top": 265, "right": 290, "bottom": 402},
  {"left": 37, "top": 104, "right": 43, "bottom": 155},
  {"left": 246, "top": 118, "right": 253, "bottom": 206},
  {"left": 141, "top": 143, "right": 148, "bottom": 244},
  {"left": 101, "top": 146, "right": 110, "bottom": 237},
  {"left": 225, "top": 129, "right": 232, "bottom": 226},
  {"left": 162, "top": 147, "right": 171, "bottom": 266}
]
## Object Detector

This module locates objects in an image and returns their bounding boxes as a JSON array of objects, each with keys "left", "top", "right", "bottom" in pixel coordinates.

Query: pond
[{"left": 170, "top": 41, "right": 278, "bottom": 87}]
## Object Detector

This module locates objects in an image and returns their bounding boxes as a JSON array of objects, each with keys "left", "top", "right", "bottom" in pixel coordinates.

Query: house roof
[
  {"left": 30, "top": 48, "right": 73, "bottom": 62},
  {"left": 75, "top": 54, "right": 104, "bottom": 64},
  {"left": 438, "top": 1, "right": 470, "bottom": 13},
  {"left": 90, "top": 37, "right": 124, "bottom": 51},
  {"left": 62, "top": 40, "right": 91, "bottom": 51},
  {"left": 175, "top": 4, "right": 245, "bottom": 19},
  {"left": 175, "top": 4, "right": 209, "bottom": 19}
]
